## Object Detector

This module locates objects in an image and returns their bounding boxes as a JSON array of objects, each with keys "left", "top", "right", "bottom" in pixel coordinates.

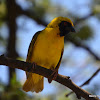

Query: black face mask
[{"left": 59, "top": 21, "right": 75, "bottom": 36}]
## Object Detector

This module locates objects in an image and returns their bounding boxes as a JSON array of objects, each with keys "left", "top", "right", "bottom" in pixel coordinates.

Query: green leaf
[{"left": 74, "top": 25, "right": 93, "bottom": 40}]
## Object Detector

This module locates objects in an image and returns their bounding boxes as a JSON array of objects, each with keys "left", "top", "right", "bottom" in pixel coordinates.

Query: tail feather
[{"left": 23, "top": 73, "right": 44, "bottom": 93}]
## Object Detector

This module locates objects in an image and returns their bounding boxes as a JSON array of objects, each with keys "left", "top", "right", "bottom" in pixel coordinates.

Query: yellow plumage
[{"left": 23, "top": 17, "right": 75, "bottom": 93}]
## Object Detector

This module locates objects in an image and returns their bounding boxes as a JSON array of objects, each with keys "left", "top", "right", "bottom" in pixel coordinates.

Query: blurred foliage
[
  {"left": 0, "top": 77, "right": 73, "bottom": 100},
  {"left": 0, "top": 36, "right": 6, "bottom": 45},
  {"left": 0, "top": 0, "right": 100, "bottom": 100},
  {"left": 93, "top": 5, "right": 100, "bottom": 14},
  {"left": 0, "top": 2, "right": 6, "bottom": 18},
  {"left": 30, "top": 0, "right": 69, "bottom": 19},
  {"left": 0, "top": 79, "right": 34, "bottom": 100},
  {"left": 0, "top": 1, "right": 6, "bottom": 26},
  {"left": 73, "top": 25, "right": 93, "bottom": 40},
  {"left": 34, "top": 0, "right": 51, "bottom": 17},
  {"left": 0, "top": 74, "right": 26, "bottom": 100}
]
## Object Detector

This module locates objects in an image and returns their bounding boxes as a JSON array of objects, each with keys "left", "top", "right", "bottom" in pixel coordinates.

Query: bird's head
[{"left": 47, "top": 17, "right": 75, "bottom": 36}]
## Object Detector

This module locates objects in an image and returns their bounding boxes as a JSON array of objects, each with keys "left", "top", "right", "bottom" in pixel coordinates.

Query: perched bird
[{"left": 23, "top": 17, "right": 75, "bottom": 93}]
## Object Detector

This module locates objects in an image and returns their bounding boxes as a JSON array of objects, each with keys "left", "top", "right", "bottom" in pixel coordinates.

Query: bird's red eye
[{"left": 64, "top": 22, "right": 67, "bottom": 26}]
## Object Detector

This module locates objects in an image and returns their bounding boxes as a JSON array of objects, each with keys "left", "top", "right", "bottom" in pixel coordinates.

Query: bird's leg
[
  {"left": 48, "top": 69, "right": 58, "bottom": 83},
  {"left": 27, "top": 62, "right": 37, "bottom": 73},
  {"left": 26, "top": 62, "right": 37, "bottom": 78}
]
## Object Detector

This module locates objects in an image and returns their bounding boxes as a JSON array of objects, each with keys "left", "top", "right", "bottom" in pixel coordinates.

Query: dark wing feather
[
  {"left": 26, "top": 31, "right": 41, "bottom": 78},
  {"left": 55, "top": 49, "right": 64, "bottom": 70},
  {"left": 26, "top": 31, "right": 41, "bottom": 62}
]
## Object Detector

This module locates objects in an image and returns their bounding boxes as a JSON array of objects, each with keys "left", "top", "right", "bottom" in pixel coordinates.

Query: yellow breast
[{"left": 31, "top": 28, "right": 64, "bottom": 69}]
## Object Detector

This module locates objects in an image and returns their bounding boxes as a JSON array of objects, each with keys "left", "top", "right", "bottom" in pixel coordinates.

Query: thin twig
[
  {"left": 66, "top": 68, "right": 100, "bottom": 97},
  {"left": 80, "top": 68, "right": 100, "bottom": 87}
]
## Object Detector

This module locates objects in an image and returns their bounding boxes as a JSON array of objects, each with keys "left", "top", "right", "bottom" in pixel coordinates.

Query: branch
[
  {"left": 20, "top": 10, "right": 47, "bottom": 26},
  {"left": 16, "top": 6, "right": 47, "bottom": 26},
  {"left": 66, "top": 68, "right": 100, "bottom": 97},
  {"left": 80, "top": 68, "right": 100, "bottom": 87},
  {"left": 65, "top": 35, "right": 100, "bottom": 60},
  {"left": 0, "top": 55, "right": 99, "bottom": 100},
  {"left": 74, "top": 12, "right": 94, "bottom": 25}
]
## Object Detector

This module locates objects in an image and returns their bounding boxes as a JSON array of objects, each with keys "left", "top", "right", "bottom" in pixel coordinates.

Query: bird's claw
[
  {"left": 48, "top": 69, "right": 58, "bottom": 83},
  {"left": 27, "top": 62, "right": 36, "bottom": 72}
]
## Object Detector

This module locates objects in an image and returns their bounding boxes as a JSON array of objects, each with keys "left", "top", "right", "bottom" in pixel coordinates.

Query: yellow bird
[{"left": 23, "top": 17, "right": 75, "bottom": 93}]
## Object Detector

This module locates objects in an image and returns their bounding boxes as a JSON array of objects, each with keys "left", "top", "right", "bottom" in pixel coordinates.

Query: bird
[{"left": 22, "top": 17, "right": 75, "bottom": 93}]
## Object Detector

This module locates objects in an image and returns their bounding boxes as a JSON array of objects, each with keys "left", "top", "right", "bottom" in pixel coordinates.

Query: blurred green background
[{"left": 0, "top": 0, "right": 100, "bottom": 100}]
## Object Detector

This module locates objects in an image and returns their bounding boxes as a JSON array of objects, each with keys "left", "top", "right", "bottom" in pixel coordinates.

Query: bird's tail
[{"left": 23, "top": 73, "right": 44, "bottom": 93}]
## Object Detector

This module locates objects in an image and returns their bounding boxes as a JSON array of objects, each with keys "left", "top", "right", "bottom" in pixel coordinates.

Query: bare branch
[
  {"left": 0, "top": 55, "right": 99, "bottom": 100},
  {"left": 16, "top": 5, "right": 47, "bottom": 26},
  {"left": 80, "top": 68, "right": 100, "bottom": 87},
  {"left": 74, "top": 12, "right": 94, "bottom": 25},
  {"left": 65, "top": 35, "right": 100, "bottom": 60},
  {"left": 66, "top": 68, "right": 100, "bottom": 97}
]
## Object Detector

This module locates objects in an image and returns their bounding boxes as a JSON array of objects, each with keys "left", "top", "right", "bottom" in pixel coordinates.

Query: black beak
[{"left": 70, "top": 26, "right": 75, "bottom": 32}]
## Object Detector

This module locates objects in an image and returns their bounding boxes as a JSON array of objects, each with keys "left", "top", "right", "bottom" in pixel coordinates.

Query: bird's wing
[
  {"left": 55, "top": 49, "right": 64, "bottom": 70},
  {"left": 26, "top": 31, "right": 41, "bottom": 78},
  {"left": 26, "top": 31, "right": 41, "bottom": 62}
]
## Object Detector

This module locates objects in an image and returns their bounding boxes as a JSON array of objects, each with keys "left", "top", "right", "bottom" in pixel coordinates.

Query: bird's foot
[
  {"left": 27, "top": 62, "right": 37, "bottom": 72},
  {"left": 48, "top": 69, "right": 58, "bottom": 83}
]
